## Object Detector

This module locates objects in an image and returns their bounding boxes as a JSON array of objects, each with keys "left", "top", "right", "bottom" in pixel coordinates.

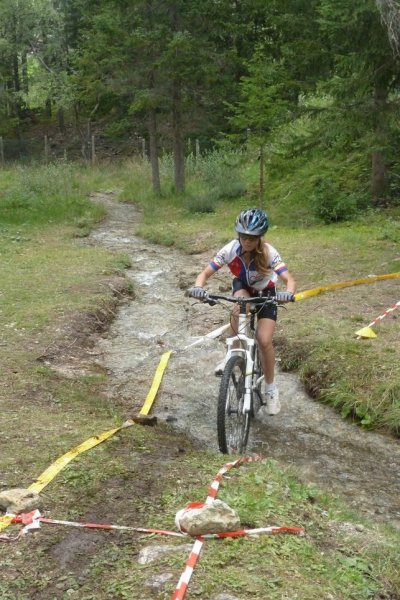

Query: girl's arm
[
  {"left": 194, "top": 265, "right": 216, "bottom": 288},
  {"left": 280, "top": 270, "right": 296, "bottom": 294}
]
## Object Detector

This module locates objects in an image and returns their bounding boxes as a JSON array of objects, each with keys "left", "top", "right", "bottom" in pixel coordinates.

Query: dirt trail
[{"left": 90, "top": 193, "right": 400, "bottom": 528}]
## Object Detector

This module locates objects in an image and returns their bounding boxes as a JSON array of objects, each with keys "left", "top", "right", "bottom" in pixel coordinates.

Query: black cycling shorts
[{"left": 232, "top": 278, "right": 277, "bottom": 321}]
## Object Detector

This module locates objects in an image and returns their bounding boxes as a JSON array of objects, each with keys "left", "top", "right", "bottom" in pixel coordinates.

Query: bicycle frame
[{"left": 224, "top": 305, "right": 256, "bottom": 416}]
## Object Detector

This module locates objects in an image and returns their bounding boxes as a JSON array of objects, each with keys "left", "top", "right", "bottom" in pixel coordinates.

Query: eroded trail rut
[{"left": 90, "top": 194, "right": 400, "bottom": 528}]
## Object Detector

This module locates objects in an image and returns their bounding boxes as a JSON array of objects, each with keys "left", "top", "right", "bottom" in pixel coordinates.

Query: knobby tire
[{"left": 217, "top": 355, "right": 250, "bottom": 454}]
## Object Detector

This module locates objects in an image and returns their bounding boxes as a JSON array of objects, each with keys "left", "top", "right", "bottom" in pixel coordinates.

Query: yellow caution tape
[
  {"left": 0, "top": 352, "right": 171, "bottom": 533},
  {"left": 140, "top": 351, "right": 172, "bottom": 415},
  {"left": 27, "top": 425, "right": 126, "bottom": 494},
  {"left": 0, "top": 515, "right": 13, "bottom": 532},
  {"left": 294, "top": 272, "right": 400, "bottom": 301}
]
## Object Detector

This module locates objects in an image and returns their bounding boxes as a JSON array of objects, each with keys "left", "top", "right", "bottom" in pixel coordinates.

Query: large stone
[
  {"left": 0, "top": 488, "right": 41, "bottom": 514},
  {"left": 175, "top": 499, "right": 240, "bottom": 536}
]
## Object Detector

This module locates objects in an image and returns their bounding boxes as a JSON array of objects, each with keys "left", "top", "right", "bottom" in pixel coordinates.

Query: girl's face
[{"left": 239, "top": 234, "right": 260, "bottom": 252}]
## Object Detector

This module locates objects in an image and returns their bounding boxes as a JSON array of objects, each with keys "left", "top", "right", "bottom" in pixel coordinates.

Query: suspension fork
[{"left": 225, "top": 305, "right": 254, "bottom": 415}]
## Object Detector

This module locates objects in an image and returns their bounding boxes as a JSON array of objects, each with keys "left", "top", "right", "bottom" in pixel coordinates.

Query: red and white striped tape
[
  {"left": 172, "top": 537, "right": 204, "bottom": 600},
  {"left": 2, "top": 511, "right": 303, "bottom": 544},
  {"left": 366, "top": 300, "right": 400, "bottom": 327},
  {"left": 202, "top": 526, "right": 304, "bottom": 538},
  {"left": 171, "top": 455, "right": 304, "bottom": 600},
  {"left": 205, "top": 455, "right": 261, "bottom": 503},
  {"left": 3, "top": 511, "right": 186, "bottom": 541}
]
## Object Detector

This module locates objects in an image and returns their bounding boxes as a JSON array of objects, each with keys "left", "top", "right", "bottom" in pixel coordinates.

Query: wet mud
[{"left": 90, "top": 193, "right": 400, "bottom": 528}]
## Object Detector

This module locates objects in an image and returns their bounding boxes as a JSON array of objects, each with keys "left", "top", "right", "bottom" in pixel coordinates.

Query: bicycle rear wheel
[{"left": 217, "top": 355, "right": 250, "bottom": 454}]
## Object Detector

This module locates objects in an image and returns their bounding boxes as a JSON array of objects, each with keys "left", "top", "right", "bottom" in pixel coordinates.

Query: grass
[{"left": 0, "top": 159, "right": 399, "bottom": 599}]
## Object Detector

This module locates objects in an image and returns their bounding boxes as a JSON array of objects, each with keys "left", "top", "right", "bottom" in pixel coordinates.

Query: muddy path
[{"left": 89, "top": 193, "right": 400, "bottom": 528}]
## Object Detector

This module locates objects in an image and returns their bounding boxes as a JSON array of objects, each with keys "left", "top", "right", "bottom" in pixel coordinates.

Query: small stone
[
  {"left": 0, "top": 488, "right": 41, "bottom": 514},
  {"left": 144, "top": 573, "right": 173, "bottom": 589}
]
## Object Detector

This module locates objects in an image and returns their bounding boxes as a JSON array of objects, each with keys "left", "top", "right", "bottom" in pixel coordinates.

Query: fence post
[
  {"left": 44, "top": 135, "right": 49, "bottom": 164},
  {"left": 91, "top": 134, "right": 96, "bottom": 166},
  {"left": 195, "top": 139, "right": 200, "bottom": 160},
  {"left": 0, "top": 137, "right": 4, "bottom": 165}
]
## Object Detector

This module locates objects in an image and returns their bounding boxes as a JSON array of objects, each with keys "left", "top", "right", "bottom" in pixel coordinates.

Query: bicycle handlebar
[
  {"left": 202, "top": 293, "right": 294, "bottom": 306},
  {"left": 186, "top": 289, "right": 295, "bottom": 306}
]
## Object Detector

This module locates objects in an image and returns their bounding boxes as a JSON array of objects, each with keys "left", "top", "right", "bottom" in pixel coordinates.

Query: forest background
[{"left": 1, "top": 0, "right": 400, "bottom": 211}]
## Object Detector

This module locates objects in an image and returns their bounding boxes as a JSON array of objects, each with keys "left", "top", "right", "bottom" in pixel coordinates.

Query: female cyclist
[{"left": 189, "top": 208, "right": 296, "bottom": 415}]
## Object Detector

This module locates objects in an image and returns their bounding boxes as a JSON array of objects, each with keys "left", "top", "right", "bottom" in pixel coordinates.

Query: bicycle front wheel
[
  {"left": 217, "top": 355, "right": 250, "bottom": 454},
  {"left": 251, "top": 344, "right": 263, "bottom": 416}
]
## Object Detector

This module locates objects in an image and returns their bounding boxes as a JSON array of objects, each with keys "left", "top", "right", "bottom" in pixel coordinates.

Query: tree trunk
[
  {"left": 58, "top": 107, "right": 66, "bottom": 133},
  {"left": 21, "top": 52, "right": 28, "bottom": 95},
  {"left": 371, "top": 81, "right": 389, "bottom": 205},
  {"left": 148, "top": 108, "right": 161, "bottom": 195},
  {"left": 12, "top": 52, "right": 21, "bottom": 115},
  {"left": 45, "top": 99, "right": 52, "bottom": 117},
  {"left": 172, "top": 80, "right": 185, "bottom": 192},
  {"left": 170, "top": 3, "right": 185, "bottom": 192},
  {"left": 259, "top": 144, "right": 265, "bottom": 209}
]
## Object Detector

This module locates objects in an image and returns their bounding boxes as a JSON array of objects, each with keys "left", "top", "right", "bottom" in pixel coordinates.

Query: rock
[
  {"left": 144, "top": 573, "right": 173, "bottom": 589},
  {"left": 138, "top": 544, "right": 193, "bottom": 565},
  {"left": 126, "top": 414, "right": 157, "bottom": 426},
  {"left": 175, "top": 499, "right": 240, "bottom": 536},
  {"left": 0, "top": 488, "right": 41, "bottom": 514}
]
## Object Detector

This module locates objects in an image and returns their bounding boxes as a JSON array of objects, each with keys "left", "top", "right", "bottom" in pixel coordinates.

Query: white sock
[{"left": 266, "top": 383, "right": 276, "bottom": 393}]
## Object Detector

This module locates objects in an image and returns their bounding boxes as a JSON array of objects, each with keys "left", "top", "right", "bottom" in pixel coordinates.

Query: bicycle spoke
[{"left": 217, "top": 356, "right": 250, "bottom": 454}]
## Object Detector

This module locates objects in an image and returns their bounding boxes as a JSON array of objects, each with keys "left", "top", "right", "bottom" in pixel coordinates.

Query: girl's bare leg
[
  {"left": 228, "top": 289, "right": 250, "bottom": 342},
  {"left": 256, "top": 318, "right": 276, "bottom": 384}
]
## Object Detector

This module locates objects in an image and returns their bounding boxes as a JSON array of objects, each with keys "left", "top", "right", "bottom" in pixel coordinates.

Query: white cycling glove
[
  {"left": 189, "top": 287, "right": 206, "bottom": 300},
  {"left": 276, "top": 291, "right": 294, "bottom": 303}
]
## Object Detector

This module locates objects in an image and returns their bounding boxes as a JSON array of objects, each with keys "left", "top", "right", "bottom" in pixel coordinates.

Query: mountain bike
[{"left": 201, "top": 293, "right": 279, "bottom": 455}]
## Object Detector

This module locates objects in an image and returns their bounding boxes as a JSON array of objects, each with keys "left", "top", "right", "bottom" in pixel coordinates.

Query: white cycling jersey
[{"left": 210, "top": 239, "right": 288, "bottom": 292}]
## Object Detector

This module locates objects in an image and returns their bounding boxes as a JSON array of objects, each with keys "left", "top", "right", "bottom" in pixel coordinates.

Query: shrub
[
  {"left": 185, "top": 189, "right": 218, "bottom": 213},
  {"left": 215, "top": 178, "right": 247, "bottom": 200},
  {"left": 377, "top": 217, "right": 400, "bottom": 243},
  {"left": 311, "top": 177, "right": 358, "bottom": 223}
]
